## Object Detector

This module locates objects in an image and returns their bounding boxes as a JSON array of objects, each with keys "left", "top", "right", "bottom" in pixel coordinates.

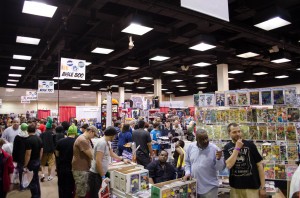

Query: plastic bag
[
  {"left": 22, "top": 170, "right": 33, "bottom": 188},
  {"left": 98, "top": 178, "right": 110, "bottom": 198}
]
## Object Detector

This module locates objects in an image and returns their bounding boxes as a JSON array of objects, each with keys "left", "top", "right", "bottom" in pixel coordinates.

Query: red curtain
[
  {"left": 37, "top": 110, "right": 50, "bottom": 120},
  {"left": 59, "top": 106, "right": 76, "bottom": 122},
  {"left": 160, "top": 107, "right": 169, "bottom": 113}
]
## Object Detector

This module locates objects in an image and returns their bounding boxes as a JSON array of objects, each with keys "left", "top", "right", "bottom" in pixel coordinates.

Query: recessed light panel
[
  {"left": 124, "top": 82, "right": 134, "bottom": 84},
  {"left": 193, "top": 62, "right": 211, "bottom": 67},
  {"left": 123, "top": 66, "right": 139, "bottom": 70},
  {"left": 163, "top": 71, "right": 177, "bottom": 74},
  {"left": 140, "top": 77, "right": 153, "bottom": 80},
  {"left": 137, "top": 87, "right": 146, "bottom": 89},
  {"left": 161, "top": 88, "right": 168, "bottom": 91},
  {"left": 125, "top": 89, "right": 132, "bottom": 92},
  {"left": 228, "top": 70, "right": 244, "bottom": 74},
  {"left": 176, "top": 85, "right": 186, "bottom": 88},
  {"left": 149, "top": 56, "right": 170, "bottom": 61},
  {"left": 9, "top": 74, "right": 22, "bottom": 77},
  {"left": 165, "top": 92, "right": 173, "bottom": 94},
  {"left": 16, "top": 36, "right": 40, "bottom": 45},
  {"left": 253, "top": 72, "right": 268, "bottom": 76},
  {"left": 236, "top": 52, "right": 259, "bottom": 58},
  {"left": 72, "top": 87, "right": 81, "bottom": 89},
  {"left": 254, "top": 17, "right": 291, "bottom": 31},
  {"left": 275, "top": 75, "right": 289, "bottom": 79},
  {"left": 243, "top": 80, "right": 256, "bottom": 83},
  {"left": 7, "top": 79, "right": 19, "bottom": 82},
  {"left": 104, "top": 73, "right": 118, "bottom": 77},
  {"left": 80, "top": 84, "right": 91, "bottom": 86},
  {"left": 91, "top": 47, "right": 114, "bottom": 54},
  {"left": 197, "top": 87, "right": 207, "bottom": 89},
  {"left": 195, "top": 74, "right": 209, "bottom": 78},
  {"left": 22, "top": 1, "right": 57, "bottom": 18},
  {"left": 121, "top": 23, "right": 153, "bottom": 35},
  {"left": 179, "top": 90, "right": 188, "bottom": 92},
  {"left": 91, "top": 79, "right": 102, "bottom": 82},
  {"left": 7, "top": 83, "right": 17, "bottom": 86},
  {"left": 271, "top": 58, "right": 291, "bottom": 63},
  {"left": 189, "top": 42, "right": 216, "bottom": 51},
  {"left": 197, "top": 82, "right": 208, "bottom": 84},
  {"left": 53, "top": 77, "right": 64, "bottom": 80},
  {"left": 10, "top": 66, "right": 26, "bottom": 70},
  {"left": 171, "top": 79, "right": 183, "bottom": 82},
  {"left": 13, "top": 54, "right": 31, "bottom": 60}
]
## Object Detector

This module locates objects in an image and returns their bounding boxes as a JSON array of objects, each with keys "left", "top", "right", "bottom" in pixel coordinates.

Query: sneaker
[
  {"left": 47, "top": 176, "right": 53, "bottom": 181},
  {"left": 40, "top": 176, "right": 45, "bottom": 182}
]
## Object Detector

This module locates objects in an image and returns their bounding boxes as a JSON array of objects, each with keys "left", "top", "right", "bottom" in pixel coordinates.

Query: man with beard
[
  {"left": 2, "top": 118, "right": 21, "bottom": 143},
  {"left": 184, "top": 129, "right": 225, "bottom": 198}
]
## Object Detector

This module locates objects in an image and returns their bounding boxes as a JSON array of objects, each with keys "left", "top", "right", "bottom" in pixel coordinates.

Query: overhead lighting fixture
[
  {"left": 228, "top": 70, "right": 244, "bottom": 74},
  {"left": 86, "top": 62, "right": 92, "bottom": 66},
  {"left": 7, "top": 79, "right": 19, "bottom": 82},
  {"left": 124, "top": 82, "right": 134, "bottom": 84},
  {"left": 163, "top": 71, "right": 177, "bottom": 74},
  {"left": 9, "top": 74, "right": 22, "bottom": 77},
  {"left": 122, "top": 23, "right": 153, "bottom": 35},
  {"left": 137, "top": 87, "right": 146, "bottom": 89},
  {"left": 104, "top": 73, "right": 118, "bottom": 77},
  {"left": 80, "top": 84, "right": 91, "bottom": 86},
  {"left": 111, "top": 85, "right": 119, "bottom": 87},
  {"left": 123, "top": 66, "right": 139, "bottom": 70},
  {"left": 179, "top": 90, "right": 188, "bottom": 92},
  {"left": 91, "top": 47, "right": 114, "bottom": 54},
  {"left": 72, "top": 87, "right": 81, "bottom": 89},
  {"left": 270, "top": 51, "right": 292, "bottom": 63},
  {"left": 189, "top": 42, "right": 216, "bottom": 51},
  {"left": 16, "top": 36, "right": 40, "bottom": 45},
  {"left": 243, "top": 80, "right": 256, "bottom": 83},
  {"left": 228, "top": 78, "right": 234, "bottom": 80},
  {"left": 13, "top": 54, "right": 31, "bottom": 60},
  {"left": 53, "top": 82, "right": 57, "bottom": 84},
  {"left": 165, "top": 92, "right": 173, "bottom": 94},
  {"left": 195, "top": 74, "right": 209, "bottom": 78},
  {"left": 125, "top": 89, "right": 132, "bottom": 92},
  {"left": 271, "top": 58, "right": 291, "bottom": 63},
  {"left": 275, "top": 75, "right": 289, "bottom": 79},
  {"left": 198, "top": 87, "right": 207, "bottom": 89},
  {"left": 140, "top": 77, "right": 153, "bottom": 80},
  {"left": 176, "top": 85, "right": 186, "bottom": 88},
  {"left": 297, "top": 68, "right": 300, "bottom": 71},
  {"left": 253, "top": 72, "right": 268, "bottom": 76},
  {"left": 22, "top": 1, "right": 57, "bottom": 18},
  {"left": 254, "top": 17, "right": 291, "bottom": 31},
  {"left": 53, "top": 77, "right": 64, "bottom": 80},
  {"left": 161, "top": 88, "right": 168, "bottom": 91},
  {"left": 99, "top": 88, "right": 107, "bottom": 91},
  {"left": 193, "top": 62, "right": 211, "bottom": 67},
  {"left": 171, "top": 79, "right": 183, "bottom": 82},
  {"left": 91, "top": 79, "right": 102, "bottom": 82},
  {"left": 236, "top": 52, "right": 259, "bottom": 58},
  {"left": 149, "top": 56, "right": 170, "bottom": 61},
  {"left": 7, "top": 83, "right": 17, "bottom": 86},
  {"left": 197, "top": 82, "right": 208, "bottom": 84},
  {"left": 145, "top": 91, "right": 153, "bottom": 94},
  {"left": 10, "top": 66, "right": 26, "bottom": 70}
]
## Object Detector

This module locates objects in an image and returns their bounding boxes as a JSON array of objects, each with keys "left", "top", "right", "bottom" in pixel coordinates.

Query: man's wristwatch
[{"left": 259, "top": 186, "right": 266, "bottom": 190}]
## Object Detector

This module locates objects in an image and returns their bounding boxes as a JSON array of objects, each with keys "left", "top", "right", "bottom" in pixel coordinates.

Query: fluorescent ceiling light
[
  {"left": 91, "top": 47, "right": 114, "bottom": 54},
  {"left": 86, "top": 62, "right": 92, "bottom": 66},
  {"left": 161, "top": 88, "right": 168, "bottom": 91},
  {"left": 137, "top": 87, "right": 146, "bottom": 89},
  {"left": 6, "top": 88, "right": 15, "bottom": 92},
  {"left": 121, "top": 23, "right": 153, "bottom": 35},
  {"left": 193, "top": 62, "right": 211, "bottom": 67},
  {"left": 140, "top": 77, "right": 153, "bottom": 80},
  {"left": 198, "top": 87, "right": 207, "bottom": 89},
  {"left": 189, "top": 42, "right": 216, "bottom": 51},
  {"left": 7, "top": 79, "right": 19, "bottom": 82},
  {"left": 195, "top": 74, "right": 209, "bottom": 78},
  {"left": 125, "top": 89, "right": 132, "bottom": 91},
  {"left": 53, "top": 77, "right": 64, "bottom": 80},
  {"left": 271, "top": 58, "right": 291, "bottom": 63},
  {"left": 275, "top": 75, "right": 289, "bottom": 79},
  {"left": 91, "top": 79, "right": 102, "bottom": 82},
  {"left": 236, "top": 52, "right": 259, "bottom": 58},
  {"left": 22, "top": 1, "right": 57, "bottom": 18},
  {"left": 72, "top": 87, "right": 81, "bottom": 89},
  {"left": 80, "top": 84, "right": 91, "bottom": 86},
  {"left": 123, "top": 66, "right": 139, "bottom": 70},
  {"left": 54, "top": 82, "right": 57, "bottom": 84},
  {"left": 111, "top": 85, "right": 119, "bottom": 87},
  {"left": 124, "top": 82, "right": 134, "bottom": 84},
  {"left": 176, "top": 85, "right": 186, "bottom": 87},
  {"left": 228, "top": 70, "right": 244, "bottom": 74},
  {"left": 254, "top": 17, "right": 291, "bottom": 31},
  {"left": 228, "top": 78, "right": 234, "bottom": 80},
  {"left": 165, "top": 92, "right": 173, "bottom": 94},
  {"left": 16, "top": 36, "right": 40, "bottom": 45},
  {"left": 104, "top": 73, "right": 118, "bottom": 77},
  {"left": 171, "top": 79, "right": 183, "bottom": 82},
  {"left": 243, "top": 80, "right": 256, "bottom": 83},
  {"left": 99, "top": 88, "right": 107, "bottom": 91},
  {"left": 197, "top": 82, "right": 208, "bottom": 84},
  {"left": 297, "top": 68, "right": 300, "bottom": 71},
  {"left": 149, "top": 56, "right": 170, "bottom": 61},
  {"left": 9, "top": 74, "right": 22, "bottom": 77},
  {"left": 13, "top": 54, "right": 31, "bottom": 60},
  {"left": 253, "top": 72, "right": 268, "bottom": 76},
  {"left": 163, "top": 71, "right": 177, "bottom": 74},
  {"left": 179, "top": 90, "right": 188, "bottom": 92},
  {"left": 10, "top": 66, "right": 26, "bottom": 70},
  {"left": 7, "top": 83, "right": 17, "bottom": 86},
  {"left": 145, "top": 92, "right": 153, "bottom": 94}
]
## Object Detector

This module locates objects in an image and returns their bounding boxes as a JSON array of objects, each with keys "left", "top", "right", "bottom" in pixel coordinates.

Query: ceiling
[{"left": 1, "top": 0, "right": 300, "bottom": 96}]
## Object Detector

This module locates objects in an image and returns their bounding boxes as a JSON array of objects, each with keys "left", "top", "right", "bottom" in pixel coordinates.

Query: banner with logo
[
  {"left": 38, "top": 80, "right": 54, "bottom": 93},
  {"left": 60, "top": 57, "right": 86, "bottom": 80},
  {"left": 21, "top": 96, "right": 30, "bottom": 103},
  {"left": 26, "top": 91, "right": 38, "bottom": 100}
]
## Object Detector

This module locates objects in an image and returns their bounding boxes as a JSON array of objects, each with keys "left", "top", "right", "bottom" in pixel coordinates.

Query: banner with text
[
  {"left": 60, "top": 57, "right": 86, "bottom": 80},
  {"left": 26, "top": 91, "right": 38, "bottom": 100},
  {"left": 21, "top": 96, "right": 30, "bottom": 103},
  {"left": 38, "top": 80, "right": 54, "bottom": 93}
]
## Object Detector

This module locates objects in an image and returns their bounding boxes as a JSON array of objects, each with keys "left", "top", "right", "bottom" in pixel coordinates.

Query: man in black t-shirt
[
  {"left": 24, "top": 124, "right": 43, "bottom": 198},
  {"left": 224, "top": 123, "right": 266, "bottom": 198}
]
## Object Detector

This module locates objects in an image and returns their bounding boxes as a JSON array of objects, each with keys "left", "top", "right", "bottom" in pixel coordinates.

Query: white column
[
  {"left": 96, "top": 91, "right": 102, "bottom": 106},
  {"left": 154, "top": 79, "right": 162, "bottom": 102},
  {"left": 106, "top": 92, "right": 112, "bottom": 128},
  {"left": 119, "top": 87, "right": 125, "bottom": 108},
  {"left": 217, "top": 64, "right": 229, "bottom": 91}
]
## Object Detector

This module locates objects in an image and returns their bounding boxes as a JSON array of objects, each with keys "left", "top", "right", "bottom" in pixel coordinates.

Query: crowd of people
[{"left": 0, "top": 114, "right": 282, "bottom": 198}]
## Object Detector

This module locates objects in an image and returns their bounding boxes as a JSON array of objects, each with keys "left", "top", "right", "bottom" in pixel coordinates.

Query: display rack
[{"left": 101, "top": 104, "right": 118, "bottom": 130}]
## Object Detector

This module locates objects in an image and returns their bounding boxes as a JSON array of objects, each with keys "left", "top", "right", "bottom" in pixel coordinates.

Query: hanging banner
[
  {"left": 38, "top": 80, "right": 54, "bottom": 93},
  {"left": 26, "top": 91, "right": 38, "bottom": 100},
  {"left": 21, "top": 96, "right": 30, "bottom": 104},
  {"left": 60, "top": 57, "right": 86, "bottom": 80}
]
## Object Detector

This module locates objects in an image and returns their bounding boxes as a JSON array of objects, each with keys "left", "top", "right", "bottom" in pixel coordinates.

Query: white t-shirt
[
  {"left": 90, "top": 137, "right": 110, "bottom": 175},
  {"left": 290, "top": 165, "right": 300, "bottom": 198},
  {"left": 2, "top": 126, "right": 21, "bottom": 143}
]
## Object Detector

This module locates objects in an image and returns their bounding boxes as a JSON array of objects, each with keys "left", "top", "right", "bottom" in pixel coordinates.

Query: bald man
[{"left": 2, "top": 118, "right": 21, "bottom": 143}]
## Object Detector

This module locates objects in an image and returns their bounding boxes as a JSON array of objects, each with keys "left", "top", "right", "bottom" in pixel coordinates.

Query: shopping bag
[
  {"left": 22, "top": 170, "right": 33, "bottom": 188},
  {"left": 98, "top": 178, "right": 110, "bottom": 198}
]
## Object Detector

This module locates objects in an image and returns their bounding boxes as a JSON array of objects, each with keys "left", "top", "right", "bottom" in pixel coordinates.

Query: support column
[
  {"left": 96, "top": 91, "right": 102, "bottom": 106},
  {"left": 154, "top": 79, "right": 162, "bottom": 102},
  {"left": 119, "top": 87, "right": 125, "bottom": 108},
  {"left": 217, "top": 64, "right": 229, "bottom": 91},
  {"left": 106, "top": 92, "right": 112, "bottom": 128}
]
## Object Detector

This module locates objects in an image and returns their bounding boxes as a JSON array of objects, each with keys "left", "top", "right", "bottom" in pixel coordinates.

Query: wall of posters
[{"left": 60, "top": 57, "right": 86, "bottom": 80}]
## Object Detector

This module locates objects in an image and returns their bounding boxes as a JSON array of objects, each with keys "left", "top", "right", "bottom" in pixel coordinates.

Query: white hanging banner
[
  {"left": 60, "top": 57, "right": 86, "bottom": 80},
  {"left": 38, "top": 80, "right": 54, "bottom": 93},
  {"left": 21, "top": 96, "right": 30, "bottom": 104},
  {"left": 181, "top": 0, "right": 229, "bottom": 22},
  {"left": 26, "top": 91, "right": 38, "bottom": 100}
]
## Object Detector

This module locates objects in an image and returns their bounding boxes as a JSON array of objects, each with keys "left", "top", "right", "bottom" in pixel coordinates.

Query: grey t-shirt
[
  {"left": 132, "top": 129, "right": 151, "bottom": 155},
  {"left": 2, "top": 126, "right": 21, "bottom": 143},
  {"left": 90, "top": 137, "right": 110, "bottom": 174}
]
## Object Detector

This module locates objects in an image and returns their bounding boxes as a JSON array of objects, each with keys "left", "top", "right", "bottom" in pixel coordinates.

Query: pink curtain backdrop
[
  {"left": 59, "top": 106, "right": 76, "bottom": 122},
  {"left": 37, "top": 110, "right": 50, "bottom": 120}
]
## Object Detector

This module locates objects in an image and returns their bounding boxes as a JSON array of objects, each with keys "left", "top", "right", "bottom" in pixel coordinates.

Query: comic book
[
  {"left": 276, "top": 124, "right": 286, "bottom": 140},
  {"left": 199, "top": 94, "right": 205, "bottom": 107},
  {"left": 252, "top": 109, "right": 257, "bottom": 122},
  {"left": 210, "top": 110, "right": 217, "bottom": 124},
  {"left": 286, "top": 164, "right": 298, "bottom": 180},
  {"left": 249, "top": 125, "right": 259, "bottom": 140},
  {"left": 130, "top": 174, "right": 140, "bottom": 193},
  {"left": 216, "top": 110, "right": 223, "bottom": 123},
  {"left": 205, "top": 94, "right": 215, "bottom": 107},
  {"left": 223, "top": 110, "right": 230, "bottom": 122},
  {"left": 229, "top": 109, "right": 239, "bottom": 123},
  {"left": 271, "top": 145, "right": 280, "bottom": 161},
  {"left": 250, "top": 91, "right": 260, "bottom": 105},
  {"left": 285, "top": 88, "right": 297, "bottom": 105},
  {"left": 214, "top": 125, "right": 221, "bottom": 140},
  {"left": 287, "top": 145, "right": 298, "bottom": 161},
  {"left": 193, "top": 94, "right": 199, "bottom": 107},
  {"left": 258, "top": 125, "right": 268, "bottom": 140},
  {"left": 287, "top": 108, "right": 300, "bottom": 122},
  {"left": 237, "top": 92, "right": 249, "bottom": 106},
  {"left": 273, "top": 89, "right": 285, "bottom": 105},
  {"left": 257, "top": 109, "right": 268, "bottom": 123},
  {"left": 286, "top": 123, "right": 297, "bottom": 141},
  {"left": 227, "top": 92, "right": 237, "bottom": 106},
  {"left": 275, "top": 164, "right": 286, "bottom": 180},
  {"left": 296, "top": 123, "right": 300, "bottom": 141},
  {"left": 239, "top": 109, "right": 247, "bottom": 123},
  {"left": 267, "top": 123, "right": 277, "bottom": 140},
  {"left": 262, "top": 144, "right": 272, "bottom": 160},
  {"left": 247, "top": 109, "right": 253, "bottom": 122},
  {"left": 140, "top": 172, "right": 149, "bottom": 190},
  {"left": 215, "top": 92, "right": 225, "bottom": 107},
  {"left": 205, "top": 110, "right": 212, "bottom": 124},
  {"left": 204, "top": 125, "right": 214, "bottom": 140},
  {"left": 261, "top": 91, "right": 272, "bottom": 105},
  {"left": 240, "top": 125, "right": 249, "bottom": 140},
  {"left": 276, "top": 107, "right": 288, "bottom": 122},
  {"left": 221, "top": 125, "right": 230, "bottom": 140},
  {"left": 267, "top": 109, "right": 277, "bottom": 123},
  {"left": 264, "top": 163, "right": 275, "bottom": 179},
  {"left": 280, "top": 145, "right": 287, "bottom": 161}
]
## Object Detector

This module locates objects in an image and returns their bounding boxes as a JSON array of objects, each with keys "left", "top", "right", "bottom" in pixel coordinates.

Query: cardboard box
[{"left": 108, "top": 164, "right": 137, "bottom": 189}]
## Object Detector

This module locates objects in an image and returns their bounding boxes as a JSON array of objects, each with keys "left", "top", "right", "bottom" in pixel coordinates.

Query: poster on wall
[
  {"left": 21, "top": 96, "right": 30, "bottom": 104},
  {"left": 26, "top": 91, "right": 38, "bottom": 100},
  {"left": 273, "top": 89, "right": 285, "bottom": 105},
  {"left": 60, "top": 57, "right": 86, "bottom": 80},
  {"left": 38, "top": 80, "right": 54, "bottom": 93}
]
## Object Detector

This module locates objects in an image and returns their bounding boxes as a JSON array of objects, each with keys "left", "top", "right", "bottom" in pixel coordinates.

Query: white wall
[{"left": 173, "top": 95, "right": 194, "bottom": 107}]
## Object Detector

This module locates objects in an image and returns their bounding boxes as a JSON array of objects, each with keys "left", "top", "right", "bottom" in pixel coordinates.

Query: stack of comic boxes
[{"left": 151, "top": 178, "right": 197, "bottom": 198}]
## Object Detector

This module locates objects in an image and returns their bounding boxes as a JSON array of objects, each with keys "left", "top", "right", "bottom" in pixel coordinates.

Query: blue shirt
[
  {"left": 185, "top": 142, "right": 225, "bottom": 194},
  {"left": 117, "top": 131, "right": 132, "bottom": 150},
  {"left": 150, "top": 129, "right": 161, "bottom": 150}
]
